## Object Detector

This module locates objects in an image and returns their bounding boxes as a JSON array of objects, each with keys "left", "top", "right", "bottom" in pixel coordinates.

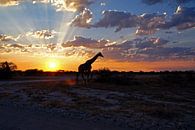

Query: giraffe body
[{"left": 77, "top": 52, "right": 103, "bottom": 84}]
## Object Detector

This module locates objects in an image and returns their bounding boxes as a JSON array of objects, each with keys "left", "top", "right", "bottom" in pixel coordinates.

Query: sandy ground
[
  {"left": 0, "top": 76, "right": 194, "bottom": 130},
  {"left": 0, "top": 77, "right": 129, "bottom": 130},
  {"left": 0, "top": 104, "right": 126, "bottom": 130}
]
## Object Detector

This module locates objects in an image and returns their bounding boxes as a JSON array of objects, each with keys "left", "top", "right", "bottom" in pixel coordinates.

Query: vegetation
[
  {"left": 94, "top": 68, "right": 195, "bottom": 87},
  {"left": 0, "top": 61, "right": 17, "bottom": 79}
]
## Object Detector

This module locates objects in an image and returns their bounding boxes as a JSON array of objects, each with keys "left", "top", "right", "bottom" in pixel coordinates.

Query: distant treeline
[{"left": 12, "top": 68, "right": 195, "bottom": 76}]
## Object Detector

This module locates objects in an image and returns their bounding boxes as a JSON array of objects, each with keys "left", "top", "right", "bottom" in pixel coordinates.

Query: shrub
[
  {"left": 95, "top": 68, "right": 135, "bottom": 85},
  {"left": 0, "top": 61, "right": 17, "bottom": 79}
]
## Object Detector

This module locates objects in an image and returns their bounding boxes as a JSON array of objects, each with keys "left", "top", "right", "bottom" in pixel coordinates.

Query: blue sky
[{"left": 0, "top": 0, "right": 195, "bottom": 71}]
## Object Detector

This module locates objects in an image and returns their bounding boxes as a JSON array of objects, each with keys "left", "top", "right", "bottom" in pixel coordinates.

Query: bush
[
  {"left": 95, "top": 68, "right": 135, "bottom": 85},
  {"left": 0, "top": 61, "right": 17, "bottom": 79},
  {"left": 159, "top": 71, "right": 195, "bottom": 87}
]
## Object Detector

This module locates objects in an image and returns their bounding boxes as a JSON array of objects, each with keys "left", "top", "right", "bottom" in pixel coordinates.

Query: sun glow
[{"left": 46, "top": 60, "right": 60, "bottom": 71}]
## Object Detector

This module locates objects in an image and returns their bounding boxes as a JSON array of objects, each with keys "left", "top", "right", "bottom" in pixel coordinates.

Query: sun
[{"left": 47, "top": 60, "right": 59, "bottom": 71}]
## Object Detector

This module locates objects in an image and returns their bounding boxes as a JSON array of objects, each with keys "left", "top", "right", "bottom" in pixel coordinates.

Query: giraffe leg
[
  {"left": 87, "top": 72, "right": 90, "bottom": 83},
  {"left": 76, "top": 72, "right": 79, "bottom": 84},
  {"left": 81, "top": 72, "right": 86, "bottom": 85},
  {"left": 90, "top": 71, "right": 93, "bottom": 81}
]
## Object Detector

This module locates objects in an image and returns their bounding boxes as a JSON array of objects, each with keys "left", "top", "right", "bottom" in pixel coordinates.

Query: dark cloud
[
  {"left": 60, "top": 36, "right": 195, "bottom": 62},
  {"left": 62, "top": 36, "right": 110, "bottom": 48},
  {"left": 102, "top": 37, "right": 195, "bottom": 61},
  {"left": 142, "top": 0, "right": 192, "bottom": 5},
  {"left": 90, "top": 6, "right": 195, "bottom": 35},
  {"left": 0, "top": 34, "right": 16, "bottom": 42},
  {"left": 142, "top": 0, "right": 163, "bottom": 5},
  {"left": 112, "top": 37, "right": 168, "bottom": 50},
  {"left": 0, "top": 34, "right": 18, "bottom": 47},
  {"left": 93, "top": 10, "right": 139, "bottom": 32},
  {"left": 9, "top": 44, "right": 24, "bottom": 49},
  {"left": 161, "top": 6, "right": 195, "bottom": 30},
  {"left": 138, "top": 47, "right": 195, "bottom": 61},
  {"left": 0, "top": 33, "right": 194, "bottom": 61},
  {"left": 92, "top": 10, "right": 166, "bottom": 34},
  {"left": 136, "top": 13, "right": 166, "bottom": 35}
]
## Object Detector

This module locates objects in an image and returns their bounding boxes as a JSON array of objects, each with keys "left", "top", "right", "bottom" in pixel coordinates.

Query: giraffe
[{"left": 77, "top": 52, "right": 104, "bottom": 84}]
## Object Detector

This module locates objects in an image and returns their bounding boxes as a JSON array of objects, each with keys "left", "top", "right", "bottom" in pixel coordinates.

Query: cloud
[
  {"left": 70, "top": 8, "right": 92, "bottom": 28},
  {"left": 47, "top": 44, "right": 57, "bottom": 51},
  {"left": 138, "top": 47, "right": 195, "bottom": 61},
  {"left": 0, "top": 33, "right": 194, "bottom": 61},
  {"left": 135, "top": 13, "right": 166, "bottom": 35},
  {"left": 100, "top": 2, "right": 106, "bottom": 6},
  {"left": 62, "top": 36, "right": 110, "bottom": 48},
  {"left": 93, "top": 10, "right": 166, "bottom": 34},
  {"left": 8, "top": 43, "right": 24, "bottom": 49},
  {"left": 0, "top": 0, "right": 19, "bottom": 6},
  {"left": 64, "top": 0, "right": 94, "bottom": 12},
  {"left": 102, "top": 37, "right": 195, "bottom": 61},
  {"left": 60, "top": 36, "right": 195, "bottom": 61},
  {"left": 33, "top": 0, "right": 94, "bottom": 12},
  {"left": 91, "top": 6, "right": 194, "bottom": 35},
  {"left": 161, "top": 6, "right": 195, "bottom": 30},
  {"left": 93, "top": 10, "right": 139, "bottom": 32},
  {"left": 0, "top": 0, "right": 95, "bottom": 12},
  {"left": 25, "top": 30, "right": 56, "bottom": 40},
  {"left": 0, "top": 34, "right": 17, "bottom": 43},
  {"left": 112, "top": 37, "right": 168, "bottom": 50},
  {"left": 142, "top": 0, "right": 163, "bottom": 5},
  {"left": 142, "top": 0, "right": 193, "bottom": 5}
]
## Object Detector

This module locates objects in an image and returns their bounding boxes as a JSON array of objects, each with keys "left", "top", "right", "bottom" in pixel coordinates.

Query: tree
[{"left": 0, "top": 61, "right": 17, "bottom": 79}]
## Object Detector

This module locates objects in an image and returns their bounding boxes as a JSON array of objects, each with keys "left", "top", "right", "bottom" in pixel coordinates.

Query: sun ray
[
  {"left": 56, "top": 11, "right": 76, "bottom": 46},
  {"left": 1, "top": 3, "right": 36, "bottom": 44}
]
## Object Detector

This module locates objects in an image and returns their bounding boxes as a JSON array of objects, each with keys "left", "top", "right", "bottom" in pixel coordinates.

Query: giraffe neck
[{"left": 86, "top": 54, "right": 99, "bottom": 65}]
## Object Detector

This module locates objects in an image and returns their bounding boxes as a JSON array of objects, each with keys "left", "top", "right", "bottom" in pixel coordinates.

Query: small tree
[{"left": 0, "top": 61, "right": 17, "bottom": 79}]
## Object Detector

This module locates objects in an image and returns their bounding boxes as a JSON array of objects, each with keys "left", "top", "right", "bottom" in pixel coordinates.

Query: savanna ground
[{"left": 0, "top": 72, "right": 194, "bottom": 129}]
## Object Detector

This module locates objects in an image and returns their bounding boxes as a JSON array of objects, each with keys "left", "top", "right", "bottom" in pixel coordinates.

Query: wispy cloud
[
  {"left": 62, "top": 36, "right": 111, "bottom": 49},
  {"left": 0, "top": 0, "right": 95, "bottom": 12},
  {"left": 70, "top": 8, "right": 92, "bottom": 28},
  {"left": 1, "top": 34, "right": 195, "bottom": 61},
  {"left": 0, "top": 34, "right": 17, "bottom": 42},
  {"left": 0, "top": 0, "right": 19, "bottom": 6},
  {"left": 25, "top": 30, "right": 56, "bottom": 40},
  {"left": 32, "top": 0, "right": 95, "bottom": 12}
]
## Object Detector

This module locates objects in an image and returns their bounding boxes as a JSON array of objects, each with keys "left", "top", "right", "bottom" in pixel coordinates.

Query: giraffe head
[{"left": 97, "top": 52, "right": 104, "bottom": 57}]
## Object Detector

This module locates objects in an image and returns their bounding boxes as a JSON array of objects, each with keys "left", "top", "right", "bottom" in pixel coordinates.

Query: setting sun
[{"left": 47, "top": 60, "right": 59, "bottom": 71}]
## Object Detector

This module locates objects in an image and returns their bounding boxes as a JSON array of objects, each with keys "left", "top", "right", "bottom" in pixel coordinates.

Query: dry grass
[
  {"left": 0, "top": 73, "right": 194, "bottom": 126},
  {"left": 41, "top": 100, "right": 66, "bottom": 108},
  {"left": 0, "top": 92, "right": 12, "bottom": 99}
]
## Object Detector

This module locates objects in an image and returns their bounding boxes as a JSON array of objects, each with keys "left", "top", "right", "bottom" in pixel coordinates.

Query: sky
[{"left": 0, "top": 0, "right": 195, "bottom": 71}]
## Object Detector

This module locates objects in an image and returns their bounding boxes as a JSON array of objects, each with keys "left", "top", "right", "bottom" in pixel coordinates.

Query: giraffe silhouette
[{"left": 77, "top": 52, "right": 104, "bottom": 84}]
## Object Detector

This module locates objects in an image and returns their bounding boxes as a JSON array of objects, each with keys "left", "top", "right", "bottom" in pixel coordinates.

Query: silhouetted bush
[
  {"left": 24, "top": 69, "right": 44, "bottom": 76},
  {"left": 159, "top": 71, "right": 195, "bottom": 87},
  {"left": 0, "top": 61, "right": 17, "bottom": 79},
  {"left": 95, "top": 68, "right": 135, "bottom": 85}
]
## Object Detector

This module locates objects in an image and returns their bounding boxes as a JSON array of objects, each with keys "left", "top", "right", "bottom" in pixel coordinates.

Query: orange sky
[{"left": 1, "top": 53, "right": 195, "bottom": 72}]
